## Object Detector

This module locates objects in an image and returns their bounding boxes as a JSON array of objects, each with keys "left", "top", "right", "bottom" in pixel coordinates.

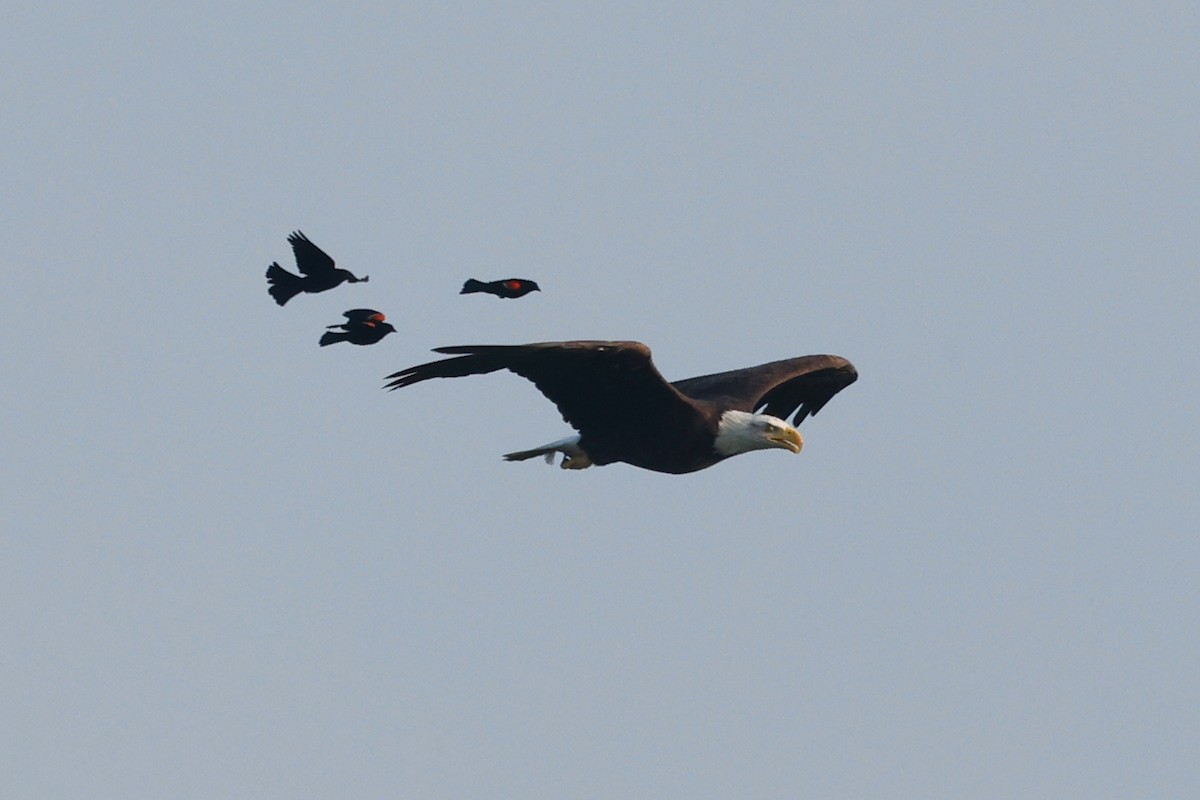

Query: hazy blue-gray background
[{"left": 4, "top": 3, "right": 1197, "bottom": 798}]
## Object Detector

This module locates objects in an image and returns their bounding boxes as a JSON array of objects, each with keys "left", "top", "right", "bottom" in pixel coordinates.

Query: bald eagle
[{"left": 385, "top": 340, "right": 856, "bottom": 474}]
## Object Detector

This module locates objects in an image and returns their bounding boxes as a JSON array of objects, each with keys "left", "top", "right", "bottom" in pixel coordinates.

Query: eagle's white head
[{"left": 713, "top": 410, "right": 804, "bottom": 458}]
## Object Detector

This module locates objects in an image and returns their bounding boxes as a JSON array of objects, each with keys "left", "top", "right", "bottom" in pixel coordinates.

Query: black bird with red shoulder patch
[
  {"left": 460, "top": 278, "right": 540, "bottom": 299},
  {"left": 319, "top": 309, "right": 396, "bottom": 347},
  {"left": 266, "top": 231, "right": 369, "bottom": 306}
]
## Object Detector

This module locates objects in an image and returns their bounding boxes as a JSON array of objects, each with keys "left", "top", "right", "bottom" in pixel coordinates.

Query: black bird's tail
[
  {"left": 266, "top": 262, "right": 303, "bottom": 306},
  {"left": 319, "top": 330, "right": 348, "bottom": 347},
  {"left": 460, "top": 278, "right": 486, "bottom": 294}
]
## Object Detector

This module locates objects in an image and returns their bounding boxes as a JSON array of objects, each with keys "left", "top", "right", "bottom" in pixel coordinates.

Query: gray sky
[{"left": 3, "top": 3, "right": 1197, "bottom": 798}]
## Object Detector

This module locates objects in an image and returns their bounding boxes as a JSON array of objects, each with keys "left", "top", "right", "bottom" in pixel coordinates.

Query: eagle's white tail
[{"left": 502, "top": 435, "right": 593, "bottom": 469}]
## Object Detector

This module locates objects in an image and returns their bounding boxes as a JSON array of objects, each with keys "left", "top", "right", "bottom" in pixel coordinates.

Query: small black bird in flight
[
  {"left": 319, "top": 309, "right": 396, "bottom": 347},
  {"left": 266, "top": 231, "right": 369, "bottom": 306},
  {"left": 460, "top": 278, "right": 540, "bottom": 299}
]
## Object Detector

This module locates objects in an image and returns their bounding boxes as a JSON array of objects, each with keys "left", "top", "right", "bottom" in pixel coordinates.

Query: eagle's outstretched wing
[
  {"left": 670, "top": 355, "right": 858, "bottom": 426},
  {"left": 385, "top": 340, "right": 702, "bottom": 435}
]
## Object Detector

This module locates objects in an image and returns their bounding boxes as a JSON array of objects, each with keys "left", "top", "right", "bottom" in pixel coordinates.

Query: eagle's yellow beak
[{"left": 771, "top": 426, "right": 804, "bottom": 454}]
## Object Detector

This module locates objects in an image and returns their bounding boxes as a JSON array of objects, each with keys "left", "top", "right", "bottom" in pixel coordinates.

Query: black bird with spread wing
[
  {"left": 385, "top": 340, "right": 856, "bottom": 474},
  {"left": 319, "top": 309, "right": 396, "bottom": 347},
  {"left": 460, "top": 278, "right": 540, "bottom": 299},
  {"left": 266, "top": 231, "right": 369, "bottom": 306}
]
